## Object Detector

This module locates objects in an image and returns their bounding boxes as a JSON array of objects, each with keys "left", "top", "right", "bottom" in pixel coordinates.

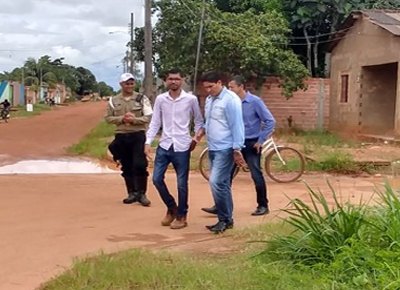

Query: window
[{"left": 340, "top": 74, "right": 349, "bottom": 103}]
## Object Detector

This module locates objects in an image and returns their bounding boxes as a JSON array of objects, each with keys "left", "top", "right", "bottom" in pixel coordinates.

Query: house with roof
[{"left": 329, "top": 10, "right": 400, "bottom": 138}]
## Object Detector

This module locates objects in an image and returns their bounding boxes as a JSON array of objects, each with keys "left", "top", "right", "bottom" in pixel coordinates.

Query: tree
[
  {"left": 134, "top": 0, "right": 308, "bottom": 97},
  {"left": 283, "top": 0, "right": 400, "bottom": 76},
  {"left": 97, "top": 81, "right": 115, "bottom": 97},
  {"left": 213, "top": 0, "right": 282, "bottom": 13}
]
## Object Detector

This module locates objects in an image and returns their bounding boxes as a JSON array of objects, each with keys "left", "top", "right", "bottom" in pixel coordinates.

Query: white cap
[{"left": 119, "top": 73, "right": 135, "bottom": 83}]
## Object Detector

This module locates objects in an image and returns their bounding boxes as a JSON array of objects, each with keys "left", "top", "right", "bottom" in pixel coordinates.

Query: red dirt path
[{"left": 0, "top": 102, "right": 384, "bottom": 290}]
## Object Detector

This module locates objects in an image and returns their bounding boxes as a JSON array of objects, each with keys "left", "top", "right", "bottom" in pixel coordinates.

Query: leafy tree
[
  {"left": 97, "top": 81, "right": 114, "bottom": 97},
  {"left": 134, "top": 0, "right": 308, "bottom": 97},
  {"left": 213, "top": 0, "right": 282, "bottom": 13},
  {"left": 283, "top": 0, "right": 400, "bottom": 76},
  {"left": 75, "top": 67, "right": 98, "bottom": 95}
]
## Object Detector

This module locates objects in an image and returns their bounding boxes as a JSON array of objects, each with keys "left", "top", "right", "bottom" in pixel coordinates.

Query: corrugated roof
[
  {"left": 329, "top": 10, "right": 400, "bottom": 52},
  {"left": 364, "top": 10, "right": 400, "bottom": 35}
]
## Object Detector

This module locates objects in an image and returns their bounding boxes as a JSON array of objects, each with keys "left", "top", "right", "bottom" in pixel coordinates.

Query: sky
[{"left": 0, "top": 0, "right": 145, "bottom": 89}]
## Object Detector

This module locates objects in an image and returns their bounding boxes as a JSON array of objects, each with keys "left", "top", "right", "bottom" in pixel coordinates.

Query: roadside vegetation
[
  {"left": 69, "top": 124, "right": 390, "bottom": 175},
  {"left": 11, "top": 104, "right": 53, "bottom": 118},
  {"left": 40, "top": 182, "right": 400, "bottom": 290}
]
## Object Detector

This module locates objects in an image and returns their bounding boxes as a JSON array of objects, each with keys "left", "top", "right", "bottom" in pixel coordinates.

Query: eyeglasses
[{"left": 167, "top": 78, "right": 182, "bottom": 81}]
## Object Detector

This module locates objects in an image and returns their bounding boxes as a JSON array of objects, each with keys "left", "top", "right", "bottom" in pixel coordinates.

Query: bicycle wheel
[
  {"left": 198, "top": 148, "right": 240, "bottom": 181},
  {"left": 264, "top": 146, "right": 305, "bottom": 183}
]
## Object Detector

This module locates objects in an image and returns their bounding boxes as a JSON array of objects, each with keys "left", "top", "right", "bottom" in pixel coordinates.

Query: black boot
[
  {"left": 122, "top": 177, "right": 138, "bottom": 204},
  {"left": 135, "top": 176, "right": 151, "bottom": 207}
]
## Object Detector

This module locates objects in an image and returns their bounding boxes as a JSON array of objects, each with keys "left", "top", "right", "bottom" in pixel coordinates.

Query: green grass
[
  {"left": 40, "top": 247, "right": 333, "bottom": 290},
  {"left": 282, "top": 129, "right": 356, "bottom": 148},
  {"left": 11, "top": 104, "right": 52, "bottom": 118},
  {"left": 67, "top": 121, "right": 115, "bottom": 159},
  {"left": 259, "top": 181, "right": 400, "bottom": 289}
]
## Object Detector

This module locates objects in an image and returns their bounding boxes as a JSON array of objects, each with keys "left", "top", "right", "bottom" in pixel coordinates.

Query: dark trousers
[
  {"left": 111, "top": 131, "right": 148, "bottom": 178},
  {"left": 152, "top": 146, "right": 190, "bottom": 217},
  {"left": 240, "top": 138, "right": 268, "bottom": 207}
]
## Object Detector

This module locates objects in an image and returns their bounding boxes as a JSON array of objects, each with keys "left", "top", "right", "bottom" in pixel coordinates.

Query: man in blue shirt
[
  {"left": 202, "top": 75, "right": 276, "bottom": 216},
  {"left": 196, "top": 71, "right": 245, "bottom": 233}
]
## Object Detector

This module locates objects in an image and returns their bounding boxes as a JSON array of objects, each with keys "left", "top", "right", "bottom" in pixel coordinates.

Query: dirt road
[{"left": 0, "top": 102, "right": 384, "bottom": 290}]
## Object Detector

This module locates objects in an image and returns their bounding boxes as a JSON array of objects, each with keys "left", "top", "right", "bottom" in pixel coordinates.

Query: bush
[{"left": 259, "top": 181, "right": 400, "bottom": 288}]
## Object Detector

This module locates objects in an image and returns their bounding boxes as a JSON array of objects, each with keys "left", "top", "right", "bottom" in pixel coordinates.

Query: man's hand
[
  {"left": 253, "top": 142, "right": 263, "bottom": 154},
  {"left": 194, "top": 128, "right": 205, "bottom": 143},
  {"left": 144, "top": 144, "right": 153, "bottom": 161},
  {"left": 233, "top": 150, "right": 246, "bottom": 167},
  {"left": 123, "top": 112, "right": 135, "bottom": 124},
  {"left": 189, "top": 139, "right": 197, "bottom": 152}
]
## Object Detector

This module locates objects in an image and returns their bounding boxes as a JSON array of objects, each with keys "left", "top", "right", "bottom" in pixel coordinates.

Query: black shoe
[
  {"left": 251, "top": 206, "right": 270, "bottom": 216},
  {"left": 138, "top": 194, "right": 151, "bottom": 207},
  {"left": 201, "top": 205, "right": 217, "bottom": 215},
  {"left": 122, "top": 194, "right": 138, "bottom": 204},
  {"left": 206, "top": 221, "right": 234, "bottom": 233},
  {"left": 209, "top": 221, "right": 234, "bottom": 234}
]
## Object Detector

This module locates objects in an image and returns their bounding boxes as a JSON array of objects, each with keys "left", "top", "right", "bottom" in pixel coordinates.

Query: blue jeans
[
  {"left": 241, "top": 139, "right": 268, "bottom": 207},
  {"left": 208, "top": 148, "right": 235, "bottom": 223},
  {"left": 152, "top": 146, "right": 190, "bottom": 217}
]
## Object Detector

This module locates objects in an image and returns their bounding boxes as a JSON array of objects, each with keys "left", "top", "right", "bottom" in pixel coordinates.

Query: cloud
[{"left": 0, "top": 0, "right": 145, "bottom": 89}]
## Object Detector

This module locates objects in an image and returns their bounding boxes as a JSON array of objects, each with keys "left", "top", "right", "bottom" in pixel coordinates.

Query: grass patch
[
  {"left": 11, "top": 104, "right": 52, "bottom": 118},
  {"left": 282, "top": 129, "right": 355, "bottom": 148},
  {"left": 259, "top": 181, "right": 400, "bottom": 289},
  {"left": 40, "top": 247, "right": 332, "bottom": 290},
  {"left": 67, "top": 121, "right": 115, "bottom": 159}
]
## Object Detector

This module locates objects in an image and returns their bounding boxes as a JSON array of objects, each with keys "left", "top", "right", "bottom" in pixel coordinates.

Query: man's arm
[
  {"left": 104, "top": 98, "right": 124, "bottom": 125},
  {"left": 255, "top": 98, "right": 276, "bottom": 143},
  {"left": 131, "top": 96, "right": 153, "bottom": 125},
  {"left": 145, "top": 96, "right": 162, "bottom": 145},
  {"left": 225, "top": 96, "right": 244, "bottom": 150},
  {"left": 191, "top": 97, "right": 204, "bottom": 134}
]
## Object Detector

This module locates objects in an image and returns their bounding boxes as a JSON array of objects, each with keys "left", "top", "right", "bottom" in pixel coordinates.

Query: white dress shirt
[{"left": 146, "top": 90, "right": 204, "bottom": 152}]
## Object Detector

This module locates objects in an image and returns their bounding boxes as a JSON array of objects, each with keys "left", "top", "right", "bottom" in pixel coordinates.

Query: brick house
[{"left": 329, "top": 10, "right": 400, "bottom": 138}]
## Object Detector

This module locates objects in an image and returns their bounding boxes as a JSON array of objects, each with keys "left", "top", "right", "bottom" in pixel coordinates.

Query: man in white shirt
[{"left": 145, "top": 68, "right": 204, "bottom": 229}]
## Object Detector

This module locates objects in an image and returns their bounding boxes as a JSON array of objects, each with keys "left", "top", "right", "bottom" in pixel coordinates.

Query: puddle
[{"left": 0, "top": 159, "right": 118, "bottom": 174}]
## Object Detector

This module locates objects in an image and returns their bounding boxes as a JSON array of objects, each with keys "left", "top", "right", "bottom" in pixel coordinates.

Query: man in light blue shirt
[
  {"left": 196, "top": 71, "right": 245, "bottom": 233},
  {"left": 202, "top": 75, "right": 276, "bottom": 216}
]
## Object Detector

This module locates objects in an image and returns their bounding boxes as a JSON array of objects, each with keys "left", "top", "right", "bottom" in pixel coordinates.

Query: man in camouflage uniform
[{"left": 105, "top": 73, "right": 153, "bottom": 206}]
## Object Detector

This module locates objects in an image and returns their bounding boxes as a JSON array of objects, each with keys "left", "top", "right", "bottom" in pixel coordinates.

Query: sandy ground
[{"left": 0, "top": 101, "right": 388, "bottom": 290}]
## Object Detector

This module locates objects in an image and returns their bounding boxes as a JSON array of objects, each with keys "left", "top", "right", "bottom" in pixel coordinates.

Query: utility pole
[
  {"left": 193, "top": 0, "right": 206, "bottom": 95},
  {"left": 129, "top": 12, "right": 135, "bottom": 74},
  {"left": 144, "top": 0, "right": 153, "bottom": 101}
]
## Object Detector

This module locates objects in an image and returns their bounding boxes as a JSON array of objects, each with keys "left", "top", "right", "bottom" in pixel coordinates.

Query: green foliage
[
  {"left": 1, "top": 55, "right": 112, "bottom": 97},
  {"left": 214, "top": 0, "right": 283, "bottom": 13},
  {"left": 307, "top": 151, "right": 360, "bottom": 174},
  {"left": 137, "top": 0, "right": 308, "bottom": 96},
  {"left": 12, "top": 104, "right": 52, "bottom": 118},
  {"left": 40, "top": 248, "right": 333, "bottom": 290},
  {"left": 283, "top": 0, "right": 400, "bottom": 76},
  {"left": 260, "top": 181, "right": 400, "bottom": 288},
  {"left": 97, "top": 81, "right": 114, "bottom": 97},
  {"left": 67, "top": 121, "right": 115, "bottom": 159}
]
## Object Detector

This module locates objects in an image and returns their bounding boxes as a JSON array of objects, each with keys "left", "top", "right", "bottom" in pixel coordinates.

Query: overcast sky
[{"left": 0, "top": 0, "right": 145, "bottom": 89}]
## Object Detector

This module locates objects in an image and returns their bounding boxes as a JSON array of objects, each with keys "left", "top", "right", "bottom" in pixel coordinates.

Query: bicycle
[
  {"left": 0, "top": 106, "right": 10, "bottom": 123},
  {"left": 198, "top": 136, "right": 305, "bottom": 183}
]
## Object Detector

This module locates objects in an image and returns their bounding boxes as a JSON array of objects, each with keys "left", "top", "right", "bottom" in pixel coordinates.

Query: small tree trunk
[
  {"left": 313, "top": 37, "right": 319, "bottom": 76},
  {"left": 303, "top": 27, "right": 312, "bottom": 75}
]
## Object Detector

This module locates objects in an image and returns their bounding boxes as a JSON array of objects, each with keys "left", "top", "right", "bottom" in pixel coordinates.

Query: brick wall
[
  {"left": 258, "top": 77, "right": 330, "bottom": 130},
  {"left": 197, "top": 77, "right": 330, "bottom": 131}
]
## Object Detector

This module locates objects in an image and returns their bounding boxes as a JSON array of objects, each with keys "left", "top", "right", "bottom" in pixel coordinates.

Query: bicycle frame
[{"left": 261, "top": 137, "right": 286, "bottom": 165}]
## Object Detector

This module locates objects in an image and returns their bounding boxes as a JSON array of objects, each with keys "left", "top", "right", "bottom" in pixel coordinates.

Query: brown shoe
[
  {"left": 161, "top": 208, "right": 177, "bottom": 226},
  {"left": 170, "top": 216, "right": 187, "bottom": 229}
]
